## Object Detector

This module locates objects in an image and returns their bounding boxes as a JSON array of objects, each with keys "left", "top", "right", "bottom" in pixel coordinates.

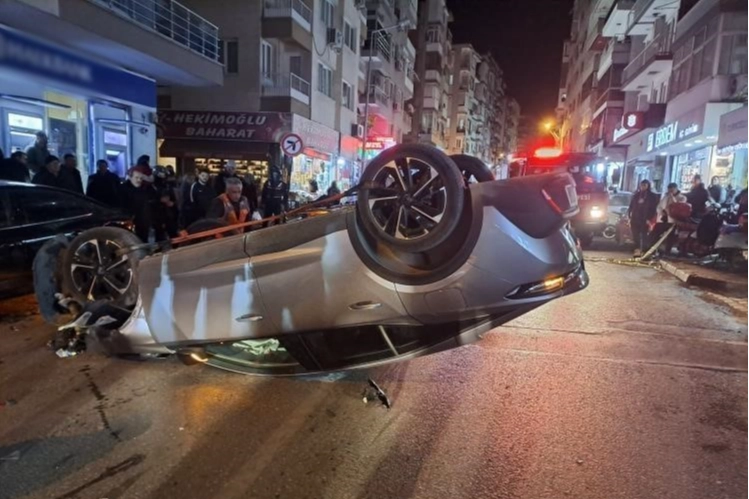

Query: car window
[{"left": 11, "top": 188, "right": 93, "bottom": 225}]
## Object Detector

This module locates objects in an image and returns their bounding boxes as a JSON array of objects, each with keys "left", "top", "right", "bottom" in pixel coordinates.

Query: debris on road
[{"left": 363, "top": 378, "right": 392, "bottom": 409}]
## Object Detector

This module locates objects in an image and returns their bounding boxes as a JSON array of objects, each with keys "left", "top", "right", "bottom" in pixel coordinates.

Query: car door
[{"left": 8, "top": 186, "right": 96, "bottom": 248}]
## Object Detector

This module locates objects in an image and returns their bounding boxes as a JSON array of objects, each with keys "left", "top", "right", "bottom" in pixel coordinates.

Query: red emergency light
[{"left": 533, "top": 147, "right": 564, "bottom": 158}]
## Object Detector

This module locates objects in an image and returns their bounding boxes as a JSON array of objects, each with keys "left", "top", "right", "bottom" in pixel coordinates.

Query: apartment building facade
[
  {"left": 160, "top": 0, "right": 370, "bottom": 193},
  {"left": 358, "top": 0, "right": 418, "bottom": 163},
  {"left": 0, "top": 0, "right": 223, "bottom": 184},
  {"left": 601, "top": 0, "right": 747, "bottom": 191},
  {"left": 558, "top": 0, "right": 747, "bottom": 192},
  {"left": 408, "top": 0, "right": 453, "bottom": 150}
]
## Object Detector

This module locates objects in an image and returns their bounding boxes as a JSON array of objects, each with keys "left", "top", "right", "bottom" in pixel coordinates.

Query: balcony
[
  {"left": 594, "top": 89, "right": 625, "bottom": 117},
  {"left": 87, "top": 0, "right": 220, "bottom": 60},
  {"left": 261, "top": 72, "right": 311, "bottom": 114},
  {"left": 622, "top": 34, "right": 673, "bottom": 91},
  {"left": 262, "top": 0, "right": 313, "bottom": 49},
  {"left": 627, "top": 0, "right": 679, "bottom": 36},
  {"left": 597, "top": 38, "right": 631, "bottom": 80},
  {"left": 362, "top": 34, "right": 392, "bottom": 66},
  {"left": 0, "top": 0, "right": 224, "bottom": 85},
  {"left": 585, "top": 18, "right": 607, "bottom": 53},
  {"left": 602, "top": 0, "right": 635, "bottom": 38},
  {"left": 425, "top": 70, "right": 441, "bottom": 82}
]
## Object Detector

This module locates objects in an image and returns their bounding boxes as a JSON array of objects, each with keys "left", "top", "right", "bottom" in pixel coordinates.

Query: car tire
[
  {"left": 357, "top": 143, "right": 465, "bottom": 253},
  {"left": 62, "top": 227, "right": 146, "bottom": 310},
  {"left": 449, "top": 154, "right": 495, "bottom": 184}
]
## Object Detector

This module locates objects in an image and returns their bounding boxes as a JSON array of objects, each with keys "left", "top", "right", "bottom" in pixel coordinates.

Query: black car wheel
[
  {"left": 449, "top": 154, "right": 495, "bottom": 185},
  {"left": 62, "top": 227, "right": 144, "bottom": 309},
  {"left": 357, "top": 143, "right": 465, "bottom": 253}
]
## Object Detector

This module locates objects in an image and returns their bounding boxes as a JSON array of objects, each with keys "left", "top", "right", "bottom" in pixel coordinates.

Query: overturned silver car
[{"left": 35, "top": 144, "right": 588, "bottom": 375}]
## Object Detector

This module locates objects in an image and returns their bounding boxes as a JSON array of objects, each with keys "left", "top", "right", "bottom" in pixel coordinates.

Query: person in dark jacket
[
  {"left": 120, "top": 165, "right": 153, "bottom": 242},
  {"left": 0, "top": 151, "right": 30, "bottom": 182},
  {"left": 708, "top": 176, "right": 726, "bottom": 205},
  {"left": 261, "top": 166, "right": 288, "bottom": 218},
  {"left": 60, "top": 153, "right": 84, "bottom": 194},
  {"left": 182, "top": 168, "right": 216, "bottom": 228},
  {"left": 627, "top": 179, "right": 659, "bottom": 257},
  {"left": 87, "top": 160, "right": 121, "bottom": 206},
  {"left": 242, "top": 173, "right": 259, "bottom": 214},
  {"left": 152, "top": 165, "right": 179, "bottom": 240},
  {"left": 327, "top": 180, "right": 341, "bottom": 197},
  {"left": 686, "top": 174, "right": 709, "bottom": 218},
  {"left": 213, "top": 162, "right": 240, "bottom": 195},
  {"left": 32, "top": 155, "right": 67, "bottom": 189}
]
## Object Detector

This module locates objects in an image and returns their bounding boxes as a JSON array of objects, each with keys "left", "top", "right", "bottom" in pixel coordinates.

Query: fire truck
[{"left": 510, "top": 148, "right": 609, "bottom": 248}]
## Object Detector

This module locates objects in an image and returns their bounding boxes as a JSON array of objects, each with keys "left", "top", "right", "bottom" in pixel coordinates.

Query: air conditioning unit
[
  {"left": 395, "top": 58, "right": 403, "bottom": 71},
  {"left": 351, "top": 123, "right": 365, "bottom": 138},
  {"left": 354, "top": 0, "right": 366, "bottom": 10},
  {"left": 729, "top": 75, "right": 748, "bottom": 96},
  {"left": 327, "top": 28, "right": 343, "bottom": 47}
]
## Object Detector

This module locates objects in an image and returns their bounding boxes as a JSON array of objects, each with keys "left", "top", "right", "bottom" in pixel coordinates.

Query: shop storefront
[
  {"left": 361, "top": 136, "right": 396, "bottom": 164},
  {"left": 157, "top": 110, "right": 295, "bottom": 186},
  {"left": 629, "top": 102, "right": 743, "bottom": 192},
  {"left": 716, "top": 106, "right": 748, "bottom": 190},
  {"left": 289, "top": 115, "right": 340, "bottom": 195},
  {"left": 0, "top": 24, "right": 157, "bottom": 184},
  {"left": 338, "top": 134, "right": 361, "bottom": 192}
]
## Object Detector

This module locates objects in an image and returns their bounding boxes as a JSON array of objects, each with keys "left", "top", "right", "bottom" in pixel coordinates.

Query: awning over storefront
[
  {"left": 717, "top": 106, "right": 748, "bottom": 155},
  {"left": 160, "top": 139, "right": 272, "bottom": 161},
  {"left": 292, "top": 115, "right": 340, "bottom": 156}
]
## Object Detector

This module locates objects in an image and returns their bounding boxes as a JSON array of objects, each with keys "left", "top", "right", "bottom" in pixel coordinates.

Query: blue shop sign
[{"left": 0, "top": 24, "right": 155, "bottom": 108}]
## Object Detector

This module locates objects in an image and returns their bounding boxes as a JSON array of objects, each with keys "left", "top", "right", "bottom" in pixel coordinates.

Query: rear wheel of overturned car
[
  {"left": 449, "top": 154, "right": 495, "bottom": 185},
  {"left": 357, "top": 143, "right": 465, "bottom": 253},
  {"left": 62, "top": 227, "right": 146, "bottom": 309}
]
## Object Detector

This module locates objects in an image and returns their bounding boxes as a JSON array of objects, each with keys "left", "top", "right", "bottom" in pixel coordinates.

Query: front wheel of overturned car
[
  {"left": 62, "top": 227, "right": 146, "bottom": 310},
  {"left": 357, "top": 143, "right": 465, "bottom": 253}
]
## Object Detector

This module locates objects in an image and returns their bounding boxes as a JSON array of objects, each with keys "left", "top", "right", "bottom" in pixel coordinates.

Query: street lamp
[
  {"left": 542, "top": 120, "right": 562, "bottom": 148},
  {"left": 361, "top": 19, "right": 412, "bottom": 166}
]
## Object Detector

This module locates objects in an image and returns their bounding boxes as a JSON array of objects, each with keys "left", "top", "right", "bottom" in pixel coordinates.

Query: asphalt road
[{"left": 0, "top": 249, "right": 746, "bottom": 499}]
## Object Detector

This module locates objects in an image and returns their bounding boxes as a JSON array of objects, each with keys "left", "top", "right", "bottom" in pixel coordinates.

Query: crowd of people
[
  {"left": 0, "top": 135, "right": 297, "bottom": 243},
  {"left": 627, "top": 174, "right": 748, "bottom": 257}
]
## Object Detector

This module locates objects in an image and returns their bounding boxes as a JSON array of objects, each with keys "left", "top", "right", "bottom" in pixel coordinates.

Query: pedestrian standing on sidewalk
[
  {"left": 87, "top": 160, "right": 121, "bottom": 207},
  {"left": 152, "top": 165, "right": 179, "bottom": 240},
  {"left": 31, "top": 155, "right": 66, "bottom": 189},
  {"left": 120, "top": 165, "right": 153, "bottom": 242},
  {"left": 60, "top": 153, "right": 84, "bottom": 194},
  {"left": 654, "top": 182, "right": 687, "bottom": 255},
  {"left": 25, "top": 131, "right": 49, "bottom": 175},
  {"left": 182, "top": 168, "right": 216, "bottom": 228},
  {"left": 628, "top": 179, "right": 659, "bottom": 257},
  {"left": 214, "top": 161, "right": 240, "bottom": 195},
  {"left": 0, "top": 151, "right": 30, "bottom": 182},
  {"left": 708, "top": 176, "right": 727, "bottom": 205},
  {"left": 686, "top": 175, "right": 710, "bottom": 218}
]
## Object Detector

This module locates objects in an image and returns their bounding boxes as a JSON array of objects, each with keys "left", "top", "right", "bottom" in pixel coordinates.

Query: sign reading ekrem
[{"left": 157, "top": 111, "right": 293, "bottom": 142}]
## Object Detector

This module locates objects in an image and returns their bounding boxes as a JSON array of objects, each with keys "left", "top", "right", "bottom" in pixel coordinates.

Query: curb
[{"left": 659, "top": 260, "right": 740, "bottom": 292}]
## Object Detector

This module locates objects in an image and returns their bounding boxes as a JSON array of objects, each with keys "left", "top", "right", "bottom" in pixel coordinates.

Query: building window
[
  {"left": 318, "top": 63, "right": 333, "bottom": 97},
  {"left": 221, "top": 40, "right": 239, "bottom": 74},
  {"left": 344, "top": 22, "right": 357, "bottom": 52},
  {"left": 426, "top": 26, "right": 440, "bottom": 43},
  {"left": 321, "top": 0, "right": 335, "bottom": 29},
  {"left": 261, "top": 40, "right": 274, "bottom": 79},
  {"left": 342, "top": 81, "right": 353, "bottom": 109},
  {"left": 718, "top": 34, "right": 748, "bottom": 75}
]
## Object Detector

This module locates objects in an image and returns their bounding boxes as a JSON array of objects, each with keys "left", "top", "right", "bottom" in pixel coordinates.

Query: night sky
[{"left": 445, "top": 0, "right": 575, "bottom": 124}]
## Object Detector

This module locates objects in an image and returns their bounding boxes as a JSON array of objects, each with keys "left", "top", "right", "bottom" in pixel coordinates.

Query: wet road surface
[{"left": 0, "top": 250, "right": 746, "bottom": 499}]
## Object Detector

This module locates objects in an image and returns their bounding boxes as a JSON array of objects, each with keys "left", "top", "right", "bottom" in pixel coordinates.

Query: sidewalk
[{"left": 659, "top": 259, "right": 747, "bottom": 292}]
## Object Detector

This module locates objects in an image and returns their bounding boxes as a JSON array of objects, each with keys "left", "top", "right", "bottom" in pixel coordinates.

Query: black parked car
[{"left": 0, "top": 181, "right": 130, "bottom": 293}]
